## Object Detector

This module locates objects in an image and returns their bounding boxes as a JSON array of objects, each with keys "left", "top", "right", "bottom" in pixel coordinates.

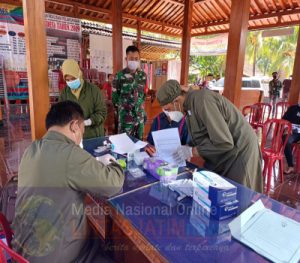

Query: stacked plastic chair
[{"left": 243, "top": 102, "right": 272, "bottom": 130}]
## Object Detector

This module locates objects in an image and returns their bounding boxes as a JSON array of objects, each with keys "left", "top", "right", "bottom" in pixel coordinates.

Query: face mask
[
  {"left": 79, "top": 140, "right": 83, "bottom": 149},
  {"left": 67, "top": 78, "right": 81, "bottom": 90},
  {"left": 127, "top": 61, "right": 140, "bottom": 71},
  {"left": 168, "top": 111, "right": 184, "bottom": 122}
]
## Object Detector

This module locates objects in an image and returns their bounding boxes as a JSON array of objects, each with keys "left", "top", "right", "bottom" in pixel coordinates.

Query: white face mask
[
  {"left": 128, "top": 60, "right": 140, "bottom": 71},
  {"left": 164, "top": 110, "right": 183, "bottom": 122},
  {"left": 168, "top": 111, "right": 184, "bottom": 122}
]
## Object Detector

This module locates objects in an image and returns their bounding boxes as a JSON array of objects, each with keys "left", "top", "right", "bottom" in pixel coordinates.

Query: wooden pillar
[
  {"left": 223, "top": 0, "right": 251, "bottom": 108},
  {"left": 289, "top": 28, "right": 300, "bottom": 105},
  {"left": 180, "top": 0, "right": 193, "bottom": 85},
  {"left": 112, "top": 0, "right": 123, "bottom": 74},
  {"left": 137, "top": 20, "right": 141, "bottom": 50},
  {"left": 23, "top": 0, "right": 50, "bottom": 140}
]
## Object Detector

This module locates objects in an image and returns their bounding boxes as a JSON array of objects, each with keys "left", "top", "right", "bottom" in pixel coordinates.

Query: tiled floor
[{"left": 0, "top": 104, "right": 299, "bottom": 211}]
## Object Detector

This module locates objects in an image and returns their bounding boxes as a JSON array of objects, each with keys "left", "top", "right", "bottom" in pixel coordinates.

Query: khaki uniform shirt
[
  {"left": 184, "top": 89, "right": 263, "bottom": 192},
  {"left": 12, "top": 131, "right": 124, "bottom": 262}
]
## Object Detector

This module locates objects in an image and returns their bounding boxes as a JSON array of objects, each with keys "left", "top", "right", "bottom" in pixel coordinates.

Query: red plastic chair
[
  {"left": 243, "top": 103, "right": 272, "bottom": 130},
  {"left": 261, "top": 119, "right": 292, "bottom": 194},
  {"left": 275, "top": 101, "right": 289, "bottom": 119},
  {"left": 242, "top": 105, "right": 251, "bottom": 116},
  {"left": 0, "top": 240, "right": 29, "bottom": 263},
  {"left": 0, "top": 213, "right": 13, "bottom": 248}
]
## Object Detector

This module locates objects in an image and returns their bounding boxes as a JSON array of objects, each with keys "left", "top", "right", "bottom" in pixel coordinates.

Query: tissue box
[
  {"left": 193, "top": 170, "right": 237, "bottom": 205},
  {"left": 193, "top": 186, "right": 239, "bottom": 220}
]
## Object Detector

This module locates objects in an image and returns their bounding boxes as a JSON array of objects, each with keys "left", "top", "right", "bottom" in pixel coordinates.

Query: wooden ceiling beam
[
  {"left": 156, "top": 3, "right": 181, "bottom": 23},
  {"left": 148, "top": 2, "right": 170, "bottom": 21},
  {"left": 2, "top": 0, "right": 182, "bottom": 31},
  {"left": 194, "top": 0, "right": 207, "bottom": 4},
  {"left": 203, "top": 1, "right": 220, "bottom": 21},
  {"left": 123, "top": 13, "right": 182, "bottom": 29},
  {"left": 49, "top": 0, "right": 110, "bottom": 14},
  {"left": 251, "top": 0, "right": 264, "bottom": 13},
  {"left": 134, "top": 0, "right": 153, "bottom": 16},
  {"left": 256, "top": 0, "right": 269, "bottom": 13},
  {"left": 193, "top": 8, "right": 300, "bottom": 29},
  {"left": 192, "top": 18, "right": 300, "bottom": 36},
  {"left": 211, "top": 0, "right": 228, "bottom": 19},
  {"left": 193, "top": 5, "right": 208, "bottom": 22},
  {"left": 163, "top": 0, "right": 184, "bottom": 7},
  {"left": 122, "top": 22, "right": 181, "bottom": 37}
]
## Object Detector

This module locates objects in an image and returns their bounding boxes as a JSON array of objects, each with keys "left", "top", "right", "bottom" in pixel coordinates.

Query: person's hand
[
  {"left": 145, "top": 145, "right": 156, "bottom": 156},
  {"left": 84, "top": 119, "right": 92, "bottom": 126},
  {"left": 96, "top": 154, "right": 116, "bottom": 166},
  {"left": 173, "top": 145, "right": 193, "bottom": 162}
]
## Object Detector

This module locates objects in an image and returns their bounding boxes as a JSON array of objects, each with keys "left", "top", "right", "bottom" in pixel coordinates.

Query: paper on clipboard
[
  {"left": 229, "top": 200, "right": 300, "bottom": 263},
  {"left": 109, "top": 133, "right": 147, "bottom": 154},
  {"left": 152, "top": 128, "right": 186, "bottom": 167}
]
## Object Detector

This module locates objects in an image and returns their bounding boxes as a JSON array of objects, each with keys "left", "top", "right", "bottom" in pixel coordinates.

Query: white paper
[
  {"left": 109, "top": 133, "right": 147, "bottom": 154},
  {"left": 229, "top": 200, "right": 300, "bottom": 263},
  {"left": 134, "top": 140, "right": 148, "bottom": 149},
  {"left": 152, "top": 128, "right": 186, "bottom": 167}
]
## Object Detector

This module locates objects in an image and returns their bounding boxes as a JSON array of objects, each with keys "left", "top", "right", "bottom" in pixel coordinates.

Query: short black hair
[
  {"left": 207, "top": 73, "right": 214, "bottom": 77},
  {"left": 126, "top": 45, "right": 140, "bottom": 54},
  {"left": 108, "top": 74, "right": 113, "bottom": 78},
  {"left": 46, "top": 101, "right": 84, "bottom": 130},
  {"left": 272, "top": 72, "right": 278, "bottom": 75}
]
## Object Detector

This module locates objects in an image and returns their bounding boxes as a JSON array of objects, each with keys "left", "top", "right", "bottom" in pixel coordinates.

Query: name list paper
[{"left": 152, "top": 128, "right": 186, "bottom": 167}]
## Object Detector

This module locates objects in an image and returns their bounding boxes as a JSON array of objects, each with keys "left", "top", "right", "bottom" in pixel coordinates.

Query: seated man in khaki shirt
[{"left": 12, "top": 101, "right": 124, "bottom": 263}]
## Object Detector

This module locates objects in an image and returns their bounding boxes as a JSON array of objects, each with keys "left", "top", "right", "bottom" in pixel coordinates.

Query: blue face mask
[{"left": 67, "top": 78, "right": 81, "bottom": 90}]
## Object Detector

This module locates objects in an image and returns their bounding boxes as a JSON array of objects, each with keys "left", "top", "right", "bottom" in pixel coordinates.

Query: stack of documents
[
  {"left": 193, "top": 170, "right": 239, "bottom": 220},
  {"left": 229, "top": 200, "right": 300, "bottom": 263},
  {"left": 109, "top": 133, "right": 147, "bottom": 154}
]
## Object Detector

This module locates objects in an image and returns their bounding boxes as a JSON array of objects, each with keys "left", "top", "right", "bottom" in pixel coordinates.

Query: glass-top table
[
  {"left": 108, "top": 172, "right": 300, "bottom": 263},
  {"left": 83, "top": 137, "right": 197, "bottom": 198}
]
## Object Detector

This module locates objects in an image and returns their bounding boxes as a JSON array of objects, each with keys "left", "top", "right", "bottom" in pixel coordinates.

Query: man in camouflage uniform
[
  {"left": 112, "top": 45, "right": 147, "bottom": 139},
  {"left": 269, "top": 71, "right": 282, "bottom": 117}
]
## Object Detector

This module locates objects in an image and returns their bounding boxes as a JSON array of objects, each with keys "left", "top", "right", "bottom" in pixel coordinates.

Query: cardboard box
[
  {"left": 193, "top": 170, "right": 237, "bottom": 205},
  {"left": 193, "top": 186, "right": 239, "bottom": 220}
]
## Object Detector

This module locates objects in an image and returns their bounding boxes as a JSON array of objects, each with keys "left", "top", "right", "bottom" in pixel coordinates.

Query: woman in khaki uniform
[
  {"left": 157, "top": 80, "right": 263, "bottom": 193},
  {"left": 60, "top": 59, "right": 107, "bottom": 139}
]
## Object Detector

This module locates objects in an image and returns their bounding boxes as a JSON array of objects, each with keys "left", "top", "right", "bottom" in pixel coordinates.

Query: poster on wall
[
  {"left": 0, "top": 4, "right": 82, "bottom": 99},
  {"left": 89, "top": 34, "right": 132, "bottom": 74},
  {"left": 0, "top": 22, "right": 26, "bottom": 71},
  {"left": 0, "top": 4, "right": 28, "bottom": 99},
  {"left": 46, "top": 13, "right": 81, "bottom": 71},
  {"left": 45, "top": 14, "right": 81, "bottom": 95}
]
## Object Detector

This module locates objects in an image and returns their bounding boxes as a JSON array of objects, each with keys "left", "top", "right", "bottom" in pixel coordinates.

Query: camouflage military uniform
[
  {"left": 269, "top": 79, "right": 282, "bottom": 117},
  {"left": 112, "top": 68, "right": 147, "bottom": 140}
]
